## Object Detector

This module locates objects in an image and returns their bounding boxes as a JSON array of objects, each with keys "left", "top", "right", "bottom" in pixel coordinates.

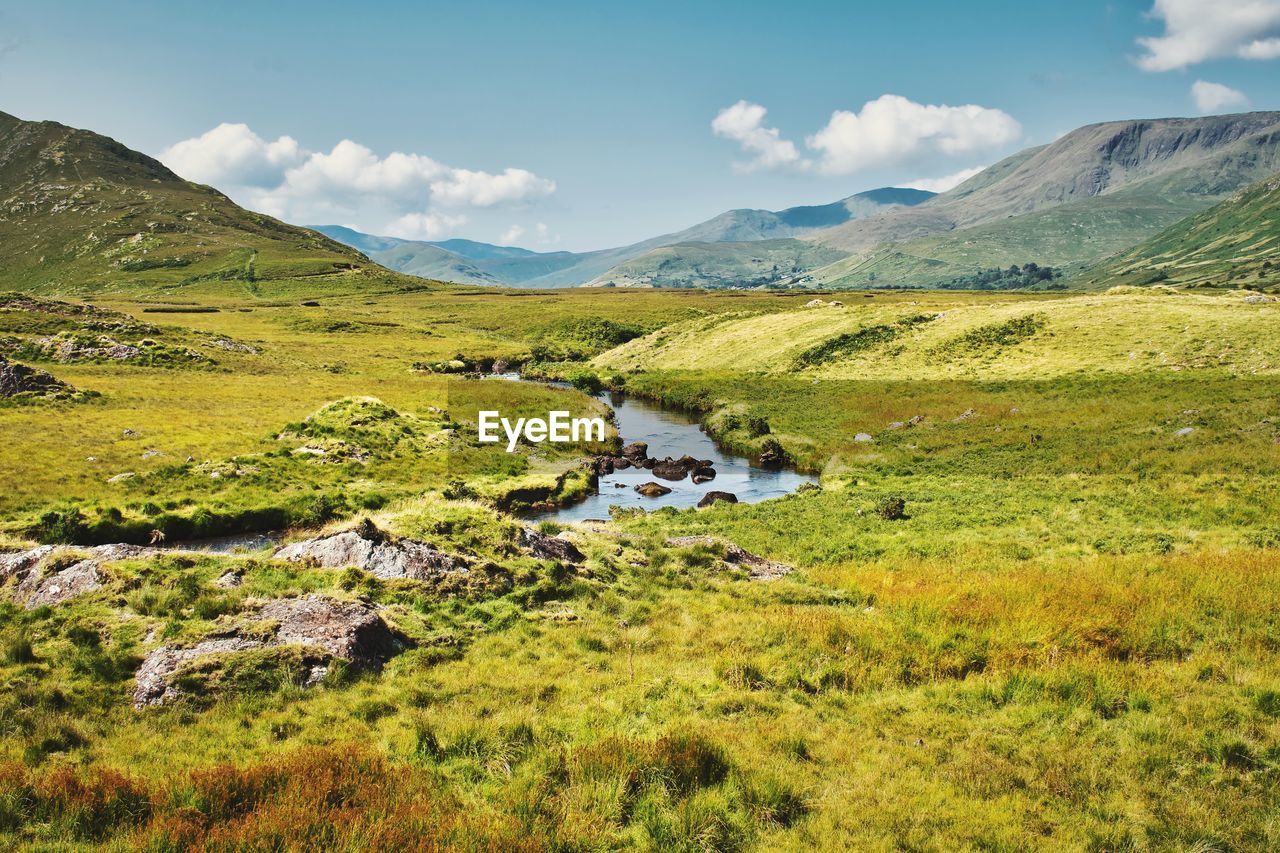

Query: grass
[{"left": 2, "top": 281, "right": 1280, "bottom": 848}]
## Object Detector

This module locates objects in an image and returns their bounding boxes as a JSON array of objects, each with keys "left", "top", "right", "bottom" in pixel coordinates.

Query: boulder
[
  {"left": 1175, "top": 426, "right": 1195, "bottom": 437},
  {"left": 3, "top": 543, "right": 171, "bottom": 609},
  {"left": 691, "top": 466, "right": 716, "bottom": 484},
  {"left": 20, "top": 558, "right": 102, "bottom": 609},
  {"left": 663, "top": 536, "right": 793, "bottom": 580},
  {"left": 133, "top": 595, "right": 405, "bottom": 707},
  {"left": 854, "top": 432, "right": 874, "bottom": 443},
  {"left": 621, "top": 441, "right": 649, "bottom": 461},
  {"left": 592, "top": 455, "right": 615, "bottom": 476},
  {"left": 634, "top": 482, "right": 672, "bottom": 497},
  {"left": 652, "top": 459, "right": 690, "bottom": 481},
  {"left": 519, "top": 526, "right": 584, "bottom": 563},
  {"left": 273, "top": 521, "right": 471, "bottom": 581},
  {"left": 612, "top": 457, "right": 632, "bottom": 470},
  {"left": 697, "top": 491, "right": 738, "bottom": 508}
]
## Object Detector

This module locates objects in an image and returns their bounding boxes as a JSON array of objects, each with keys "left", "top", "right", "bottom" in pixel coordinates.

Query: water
[
  {"left": 165, "top": 531, "right": 283, "bottom": 554},
  {"left": 490, "top": 374, "right": 817, "bottom": 522}
]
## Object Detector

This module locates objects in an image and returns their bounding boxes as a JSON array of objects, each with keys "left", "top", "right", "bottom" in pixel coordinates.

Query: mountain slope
[
  {"left": 319, "top": 187, "right": 932, "bottom": 288},
  {"left": 1081, "top": 170, "right": 1280, "bottom": 290},
  {"left": 797, "top": 112, "right": 1280, "bottom": 288},
  {"left": 0, "top": 111, "right": 399, "bottom": 298}
]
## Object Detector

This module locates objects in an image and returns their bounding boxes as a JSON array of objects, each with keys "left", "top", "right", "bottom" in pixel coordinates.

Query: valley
[{"left": 1, "top": 103, "right": 1280, "bottom": 850}]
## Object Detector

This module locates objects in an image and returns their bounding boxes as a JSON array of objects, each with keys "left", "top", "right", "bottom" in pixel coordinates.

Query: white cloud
[
  {"left": 905, "top": 165, "right": 987, "bottom": 194},
  {"left": 430, "top": 168, "right": 555, "bottom": 207},
  {"left": 501, "top": 225, "right": 525, "bottom": 244},
  {"left": 806, "top": 95, "right": 1021, "bottom": 176},
  {"left": 533, "top": 222, "right": 559, "bottom": 246},
  {"left": 1135, "top": 0, "right": 1280, "bottom": 71},
  {"left": 160, "top": 123, "right": 303, "bottom": 187},
  {"left": 711, "top": 100, "right": 807, "bottom": 172},
  {"left": 158, "top": 124, "right": 555, "bottom": 234},
  {"left": 1190, "top": 79, "right": 1251, "bottom": 113},
  {"left": 385, "top": 212, "right": 468, "bottom": 241}
]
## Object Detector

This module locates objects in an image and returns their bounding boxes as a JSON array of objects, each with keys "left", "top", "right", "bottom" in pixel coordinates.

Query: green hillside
[
  {"left": 583, "top": 238, "right": 848, "bottom": 289},
  {"left": 1081, "top": 171, "right": 1280, "bottom": 290},
  {"left": 0, "top": 112, "right": 416, "bottom": 299}
]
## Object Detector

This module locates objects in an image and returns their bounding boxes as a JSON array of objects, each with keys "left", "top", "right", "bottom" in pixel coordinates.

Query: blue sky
[{"left": 2, "top": 0, "right": 1279, "bottom": 250}]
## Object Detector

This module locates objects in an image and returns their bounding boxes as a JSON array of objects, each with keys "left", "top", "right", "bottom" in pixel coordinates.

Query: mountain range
[
  {"left": 1, "top": 107, "right": 1278, "bottom": 297},
  {"left": 310, "top": 187, "right": 934, "bottom": 289}
]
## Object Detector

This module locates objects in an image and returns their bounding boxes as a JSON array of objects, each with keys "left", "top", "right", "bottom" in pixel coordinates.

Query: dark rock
[
  {"left": 519, "top": 526, "right": 584, "bottom": 563},
  {"left": 621, "top": 441, "right": 649, "bottom": 461},
  {"left": 634, "top": 482, "right": 672, "bottom": 497},
  {"left": 612, "top": 457, "right": 632, "bottom": 470},
  {"left": 592, "top": 455, "right": 615, "bottom": 476},
  {"left": 691, "top": 466, "right": 716, "bottom": 484},
  {"left": 639, "top": 457, "right": 656, "bottom": 469},
  {"left": 652, "top": 459, "right": 690, "bottom": 481},
  {"left": 697, "top": 491, "right": 737, "bottom": 508}
]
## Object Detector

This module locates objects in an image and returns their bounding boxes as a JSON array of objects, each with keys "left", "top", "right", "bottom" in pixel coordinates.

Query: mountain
[
  {"left": 1082, "top": 170, "right": 1280, "bottom": 291},
  {"left": 0, "top": 111, "right": 404, "bottom": 298},
  {"left": 315, "top": 187, "right": 934, "bottom": 289},
  {"left": 802, "top": 112, "right": 1280, "bottom": 288}
]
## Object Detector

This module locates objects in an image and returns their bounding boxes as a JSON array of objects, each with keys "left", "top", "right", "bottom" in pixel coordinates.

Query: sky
[{"left": 2, "top": 0, "right": 1279, "bottom": 252}]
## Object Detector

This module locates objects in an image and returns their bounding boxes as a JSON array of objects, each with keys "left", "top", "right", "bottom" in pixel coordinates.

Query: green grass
[{"left": 3, "top": 281, "right": 1280, "bottom": 848}]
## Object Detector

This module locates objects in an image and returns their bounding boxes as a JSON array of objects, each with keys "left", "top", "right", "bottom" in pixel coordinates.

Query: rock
[
  {"left": 141, "top": 449, "right": 163, "bottom": 460},
  {"left": 953, "top": 409, "right": 977, "bottom": 422},
  {"left": 215, "top": 570, "right": 243, "bottom": 589},
  {"left": 854, "top": 432, "right": 875, "bottom": 443},
  {"left": 1175, "top": 426, "right": 1195, "bottom": 437},
  {"left": 592, "top": 455, "right": 615, "bottom": 476},
  {"left": 634, "top": 482, "right": 672, "bottom": 497},
  {"left": 638, "top": 457, "right": 656, "bottom": 469},
  {"left": 697, "top": 491, "right": 738, "bottom": 508},
  {"left": 107, "top": 472, "right": 135, "bottom": 483},
  {"left": 132, "top": 595, "right": 405, "bottom": 707},
  {"left": 886, "top": 421, "right": 906, "bottom": 430},
  {"left": 691, "top": 466, "right": 716, "bottom": 484},
  {"left": 907, "top": 415, "right": 925, "bottom": 426},
  {"left": 0, "top": 545, "right": 55, "bottom": 583},
  {"left": 273, "top": 522, "right": 471, "bottom": 581},
  {"left": 877, "top": 496, "right": 907, "bottom": 520},
  {"left": 758, "top": 438, "right": 786, "bottom": 467},
  {"left": 1244, "top": 294, "right": 1274, "bottom": 304},
  {"left": 612, "top": 457, "right": 632, "bottom": 470},
  {"left": 652, "top": 459, "right": 690, "bottom": 481},
  {"left": 663, "top": 536, "right": 793, "bottom": 581},
  {"left": 211, "top": 338, "right": 259, "bottom": 354},
  {"left": 621, "top": 441, "right": 649, "bottom": 461},
  {"left": 0, "top": 357, "right": 74, "bottom": 398},
  {"left": 519, "top": 526, "right": 584, "bottom": 563},
  {"left": 121, "top": 428, "right": 140, "bottom": 439},
  {"left": 20, "top": 558, "right": 102, "bottom": 609}
]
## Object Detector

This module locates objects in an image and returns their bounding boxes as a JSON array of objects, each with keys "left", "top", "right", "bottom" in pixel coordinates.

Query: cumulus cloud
[
  {"left": 1135, "top": 0, "right": 1280, "bottom": 71},
  {"left": 501, "top": 225, "right": 525, "bottom": 244},
  {"left": 1190, "top": 79, "right": 1251, "bottom": 113},
  {"left": 160, "top": 123, "right": 303, "bottom": 187},
  {"left": 905, "top": 165, "right": 987, "bottom": 194},
  {"left": 711, "top": 100, "right": 807, "bottom": 172},
  {"left": 158, "top": 124, "right": 555, "bottom": 235},
  {"left": 710, "top": 95, "right": 1019, "bottom": 178},
  {"left": 807, "top": 95, "right": 1021, "bottom": 176}
]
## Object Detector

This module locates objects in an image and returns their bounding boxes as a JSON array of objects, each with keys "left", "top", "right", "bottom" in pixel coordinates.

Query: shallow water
[{"left": 491, "top": 375, "right": 817, "bottom": 522}]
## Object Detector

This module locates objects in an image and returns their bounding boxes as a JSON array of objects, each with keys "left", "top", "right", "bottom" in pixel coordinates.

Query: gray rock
[
  {"left": 273, "top": 521, "right": 471, "bottom": 581},
  {"left": 1175, "top": 426, "right": 1195, "bottom": 437},
  {"left": 0, "top": 357, "right": 73, "bottom": 398},
  {"left": 19, "top": 558, "right": 102, "bottom": 609},
  {"left": 854, "top": 432, "right": 875, "bottom": 443}
]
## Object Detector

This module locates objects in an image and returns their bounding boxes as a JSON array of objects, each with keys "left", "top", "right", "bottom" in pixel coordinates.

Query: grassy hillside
[
  {"left": 1082, "top": 171, "right": 1280, "bottom": 290},
  {"left": 595, "top": 287, "right": 1280, "bottom": 377},
  {"left": 584, "top": 239, "right": 849, "bottom": 289},
  {"left": 0, "top": 112, "right": 421, "bottom": 299}
]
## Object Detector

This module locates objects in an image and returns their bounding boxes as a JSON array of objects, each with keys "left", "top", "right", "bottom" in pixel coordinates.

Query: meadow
[{"left": 1, "top": 282, "right": 1279, "bottom": 849}]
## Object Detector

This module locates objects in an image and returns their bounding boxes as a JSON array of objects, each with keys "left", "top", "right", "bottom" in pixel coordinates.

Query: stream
[{"left": 492, "top": 374, "right": 817, "bottom": 522}]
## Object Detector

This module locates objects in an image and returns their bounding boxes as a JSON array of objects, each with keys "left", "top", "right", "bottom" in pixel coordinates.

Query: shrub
[{"left": 877, "top": 496, "right": 907, "bottom": 520}]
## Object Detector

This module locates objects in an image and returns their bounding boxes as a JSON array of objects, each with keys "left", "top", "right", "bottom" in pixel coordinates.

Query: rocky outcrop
[
  {"left": 133, "top": 595, "right": 405, "bottom": 707},
  {"left": 2, "top": 543, "right": 170, "bottom": 609},
  {"left": 0, "top": 357, "right": 74, "bottom": 398},
  {"left": 273, "top": 521, "right": 471, "bottom": 581},
  {"left": 697, "top": 491, "right": 738, "bottom": 508},
  {"left": 518, "top": 527, "right": 584, "bottom": 563},
  {"left": 664, "top": 536, "right": 794, "bottom": 581},
  {"left": 652, "top": 455, "right": 715, "bottom": 482}
]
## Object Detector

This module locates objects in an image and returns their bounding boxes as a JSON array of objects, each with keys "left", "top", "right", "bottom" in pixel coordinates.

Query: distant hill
[
  {"left": 1082, "top": 170, "right": 1280, "bottom": 291},
  {"left": 315, "top": 187, "right": 934, "bottom": 288},
  {"left": 803, "top": 112, "right": 1280, "bottom": 288},
  {"left": 0, "top": 111, "right": 403, "bottom": 298}
]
